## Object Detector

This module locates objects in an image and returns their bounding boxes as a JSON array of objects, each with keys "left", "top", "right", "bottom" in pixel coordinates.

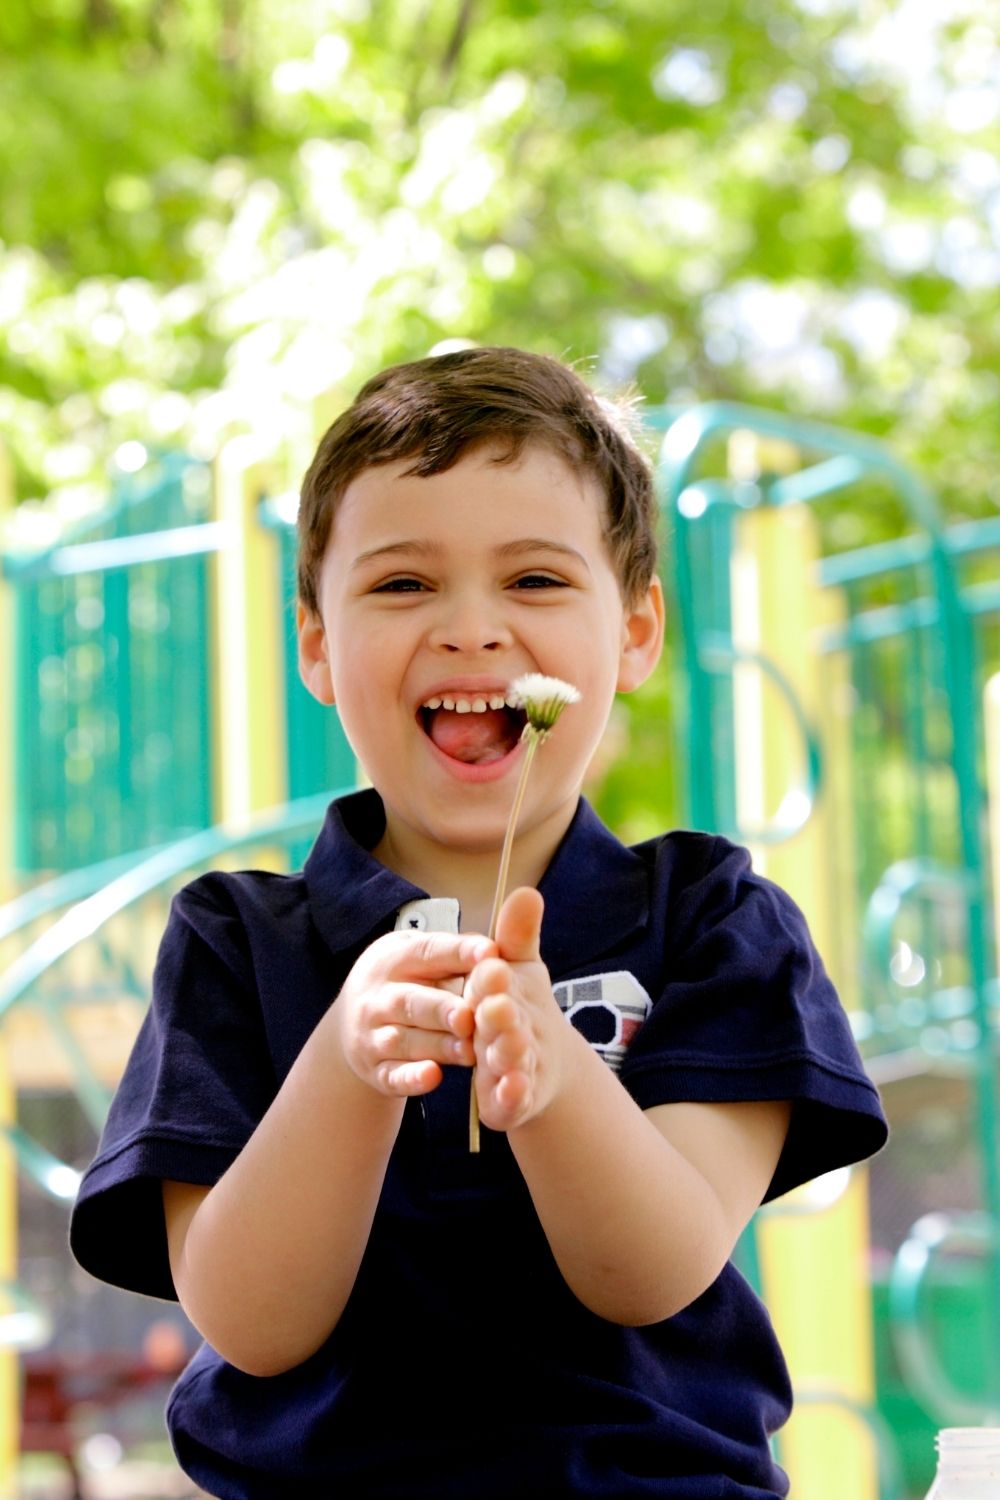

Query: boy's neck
[{"left": 371, "top": 801, "right": 578, "bottom": 938}]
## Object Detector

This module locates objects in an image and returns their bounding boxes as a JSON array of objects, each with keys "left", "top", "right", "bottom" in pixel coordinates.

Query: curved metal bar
[
  {"left": 659, "top": 398, "right": 1000, "bottom": 1413},
  {"left": 0, "top": 1126, "right": 80, "bottom": 1203},
  {"left": 766, "top": 454, "right": 869, "bottom": 509},
  {"left": 0, "top": 794, "right": 351, "bottom": 1196},
  {"left": 862, "top": 859, "right": 976, "bottom": 998},
  {"left": 696, "top": 636, "right": 822, "bottom": 846},
  {"left": 658, "top": 400, "right": 945, "bottom": 841},
  {"left": 0, "top": 790, "right": 344, "bottom": 1024},
  {"left": 888, "top": 1211, "right": 1000, "bottom": 1425},
  {"left": 659, "top": 400, "right": 948, "bottom": 540},
  {"left": 0, "top": 845, "right": 175, "bottom": 943}
]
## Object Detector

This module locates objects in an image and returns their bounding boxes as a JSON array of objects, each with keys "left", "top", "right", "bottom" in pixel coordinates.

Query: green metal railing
[
  {"left": 3, "top": 455, "right": 217, "bottom": 873},
  {"left": 0, "top": 793, "right": 345, "bottom": 1360},
  {"left": 889, "top": 1210, "right": 1000, "bottom": 1426},
  {"left": 0, "top": 792, "right": 341, "bottom": 1165},
  {"left": 658, "top": 401, "right": 1000, "bottom": 1480},
  {"left": 2, "top": 460, "right": 363, "bottom": 882}
]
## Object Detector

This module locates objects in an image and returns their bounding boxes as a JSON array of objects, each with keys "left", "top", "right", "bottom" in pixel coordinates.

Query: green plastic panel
[{"left": 7, "top": 456, "right": 215, "bottom": 873}]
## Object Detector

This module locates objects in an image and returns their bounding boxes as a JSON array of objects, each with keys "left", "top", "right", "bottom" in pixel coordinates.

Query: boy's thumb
[{"left": 495, "top": 886, "right": 544, "bottom": 963}]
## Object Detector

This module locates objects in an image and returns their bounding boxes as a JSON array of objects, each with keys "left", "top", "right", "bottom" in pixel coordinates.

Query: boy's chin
[
  {"left": 414, "top": 795, "right": 573, "bottom": 857},
  {"left": 417, "top": 810, "right": 514, "bottom": 855}
]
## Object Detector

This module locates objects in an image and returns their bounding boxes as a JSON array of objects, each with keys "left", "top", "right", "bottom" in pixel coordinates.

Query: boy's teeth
[{"left": 420, "top": 690, "right": 525, "bottom": 711}]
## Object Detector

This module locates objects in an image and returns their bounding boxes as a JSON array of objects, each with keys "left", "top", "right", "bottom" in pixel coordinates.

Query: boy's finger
[
  {"left": 376, "top": 1059, "right": 443, "bottom": 1096},
  {"left": 484, "top": 1026, "right": 533, "bottom": 1075},
  {"left": 473, "top": 994, "right": 520, "bottom": 1042},
  {"left": 378, "top": 983, "right": 474, "bottom": 1035},
  {"left": 373, "top": 1024, "right": 474, "bottom": 1067},
  {"left": 495, "top": 887, "right": 544, "bottom": 964},
  {"left": 391, "top": 933, "right": 495, "bottom": 976},
  {"left": 480, "top": 1068, "right": 531, "bottom": 1123},
  {"left": 464, "top": 956, "right": 514, "bottom": 1005}
]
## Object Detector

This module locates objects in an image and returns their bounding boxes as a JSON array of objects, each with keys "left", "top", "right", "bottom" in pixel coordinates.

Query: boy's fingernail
[{"left": 470, "top": 940, "right": 493, "bottom": 960}]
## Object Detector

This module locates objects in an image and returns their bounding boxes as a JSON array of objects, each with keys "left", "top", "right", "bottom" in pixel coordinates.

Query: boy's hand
[
  {"left": 334, "top": 931, "right": 494, "bottom": 1097},
  {"left": 466, "top": 887, "right": 569, "bottom": 1132}
]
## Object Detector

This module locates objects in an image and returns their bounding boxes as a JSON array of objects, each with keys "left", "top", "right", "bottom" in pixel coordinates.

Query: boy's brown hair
[{"left": 297, "top": 346, "right": 658, "bottom": 611}]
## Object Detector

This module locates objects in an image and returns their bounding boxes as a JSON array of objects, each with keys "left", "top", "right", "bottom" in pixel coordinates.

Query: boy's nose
[{"left": 427, "top": 596, "right": 513, "bottom": 654}]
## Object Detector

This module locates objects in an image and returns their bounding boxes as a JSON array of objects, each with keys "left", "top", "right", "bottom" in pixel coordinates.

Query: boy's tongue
[{"left": 427, "top": 707, "right": 517, "bottom": 765}]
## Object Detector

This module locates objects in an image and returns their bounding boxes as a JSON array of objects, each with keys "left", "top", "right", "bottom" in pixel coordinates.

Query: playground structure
[
  {"left": 660, "top": 407, "right": 1000, "bottom": 1497},
  {"left": 0, "top": 403, "right": 997, "bottom": 1497}
]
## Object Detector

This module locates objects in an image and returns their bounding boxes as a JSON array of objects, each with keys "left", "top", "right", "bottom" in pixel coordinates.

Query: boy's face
[{"left": 298, "top": 442, "right": 663, "bottom": 876}]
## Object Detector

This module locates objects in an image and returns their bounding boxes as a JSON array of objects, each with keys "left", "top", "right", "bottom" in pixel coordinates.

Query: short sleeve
[
  {"left": 70, "top": 876, "right": 277, "bottom": 1300},
  {"left": 619, "top": 836, "right": 887, "bottom": 1200}
]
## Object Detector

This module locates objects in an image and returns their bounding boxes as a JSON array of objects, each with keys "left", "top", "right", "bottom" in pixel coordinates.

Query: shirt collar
[
  {"left": 536, "top": 796, "right": 650, "bottom": 974},
  {"left": 303, "top": 789, "right": 428, "bottom": 954},
  {"left": 303, "top": 787, "right": 650, "bottom": 972}
]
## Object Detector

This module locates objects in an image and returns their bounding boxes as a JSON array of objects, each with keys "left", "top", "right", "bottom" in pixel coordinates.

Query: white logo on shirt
[{"left": 552, "top": 972, "right": 652, "bottom": 1073}]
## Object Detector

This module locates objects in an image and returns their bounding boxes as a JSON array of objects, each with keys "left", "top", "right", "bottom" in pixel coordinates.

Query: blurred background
[{"left": 1, "top": 0, "right": 999, "bottom": 1495}]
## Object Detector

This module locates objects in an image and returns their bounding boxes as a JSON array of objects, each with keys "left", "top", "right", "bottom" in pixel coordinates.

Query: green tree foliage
[
  {"left": 4, "top": 0, "right": 1000, "bottom": 508},
  {"left": 2, "top": 0, "right": 999, "bottom": 831}
]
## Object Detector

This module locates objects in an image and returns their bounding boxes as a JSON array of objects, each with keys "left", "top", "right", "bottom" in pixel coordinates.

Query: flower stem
[
  {"left": 470, "top": 731, "right": 538, "bottom": 1152},
  {"left": 488, "top": 733, "right": 538, "bottom": 941}
]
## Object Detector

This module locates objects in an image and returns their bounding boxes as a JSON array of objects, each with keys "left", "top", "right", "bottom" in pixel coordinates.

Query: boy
[{"left": 71, "top": 347, "right": 887, "bottom": 1498}]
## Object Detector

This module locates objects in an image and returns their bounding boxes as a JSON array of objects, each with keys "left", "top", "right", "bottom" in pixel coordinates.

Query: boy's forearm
[
  {"left": 167, "top": 1022, "right": 404, "bottom": 1377},
  {"left": 507, "top": 1029, "right": 737, "bottom": 1325},
  {"left": 167, "top": 927, "right": 493, "bottom": 1376}
]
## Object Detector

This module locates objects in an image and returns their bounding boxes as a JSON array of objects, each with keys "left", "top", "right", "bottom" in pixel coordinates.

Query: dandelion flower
[{"left": 509, "top": 673, "right": 582, "bottom": 738}]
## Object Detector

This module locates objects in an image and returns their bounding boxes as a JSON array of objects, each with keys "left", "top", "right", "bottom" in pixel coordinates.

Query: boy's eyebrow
[
  {"left": 350, "top": 538, "right": 591, "bottom": 570},
  {"left": 493, "top": 538, "right": 590, "bottom": 569},
  {"left": 350, "top": 540, "right": 437, "bottom": 570}
]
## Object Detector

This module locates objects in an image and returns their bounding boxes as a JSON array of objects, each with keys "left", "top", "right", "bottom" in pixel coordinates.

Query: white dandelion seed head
[{"left": 509, "top": 673, "right": 581, "bottom": 734}]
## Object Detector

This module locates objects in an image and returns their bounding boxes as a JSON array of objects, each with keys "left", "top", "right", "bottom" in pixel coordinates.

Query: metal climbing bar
[{"left": 658, "top": 400, "right": 1000, "bottom": 1497}]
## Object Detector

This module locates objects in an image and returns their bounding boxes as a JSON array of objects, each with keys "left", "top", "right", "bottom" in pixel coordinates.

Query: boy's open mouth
[{"left": 419, "top": 693, "right": 527, "bottom": 765}]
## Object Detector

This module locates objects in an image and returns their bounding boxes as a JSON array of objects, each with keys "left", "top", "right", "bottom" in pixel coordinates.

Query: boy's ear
[
  {"left": 296, "top": 601, "right": 336, "bottom": 705},
  {"left": 616, "top": 576, "right": 665, "bottom": 694}
]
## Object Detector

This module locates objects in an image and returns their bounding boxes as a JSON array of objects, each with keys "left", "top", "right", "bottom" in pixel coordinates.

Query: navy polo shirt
[{"left": 71, "top": 789, "right": 887, "bottom": 1499}]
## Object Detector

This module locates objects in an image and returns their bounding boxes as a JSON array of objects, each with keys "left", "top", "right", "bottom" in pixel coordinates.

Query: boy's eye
[
  {"left": 372, "top": 577, "right": 428, "bottom": 593},
  {"left": 512, "top": 573, "right": 566, "bottom": 590}
]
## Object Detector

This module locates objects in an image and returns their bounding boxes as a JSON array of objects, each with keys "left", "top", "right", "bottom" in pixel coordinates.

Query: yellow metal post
[
  {"left": 731, "top": 486, "right": 879, "bottom": 1500},
  {"left": 212, "top": 438, "right": 287, "bottom": 823}
]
